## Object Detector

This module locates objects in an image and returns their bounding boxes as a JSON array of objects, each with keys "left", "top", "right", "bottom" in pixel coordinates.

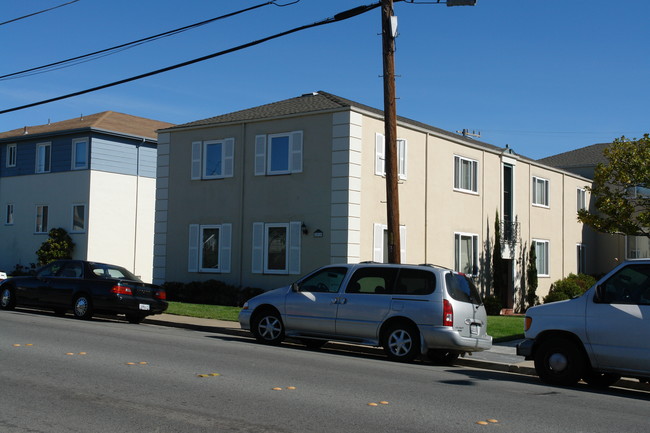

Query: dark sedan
[{"left": 0, "top": 260, "right": 167, "bottom": 323}]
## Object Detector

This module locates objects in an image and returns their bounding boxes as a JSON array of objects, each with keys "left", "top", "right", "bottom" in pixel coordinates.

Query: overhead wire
[
  {"left": 0, "top": 2, "right": 381, "bottom": 115},
  {"left": 0, "top": 1, "right": 282, "bottom": 81},
  {"left": 0, "top": 0, "right": 80, "bottom": 27}
]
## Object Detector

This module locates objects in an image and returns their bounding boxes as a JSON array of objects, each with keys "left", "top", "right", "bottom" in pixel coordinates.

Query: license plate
[
  {"left": 139, "top": 304, "right": 151, "bottom": 311},
  {"left": 470, "top": 324, "right": 480, "bottom": 335}
]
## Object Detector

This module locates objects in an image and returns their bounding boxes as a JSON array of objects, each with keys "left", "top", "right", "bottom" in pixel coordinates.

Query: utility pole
[{"left": 381, "top": 0, "right": 400, "bottom": 264}]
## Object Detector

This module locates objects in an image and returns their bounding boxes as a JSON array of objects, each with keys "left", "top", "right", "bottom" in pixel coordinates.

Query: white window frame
[
  {"left": 532, "top": 176, "right": 549, "bottom": 207},
  {"left": 453, "top": 155, "right": 479, "bottom": 194},
  {"left": 71, "top": 204, "right": 86, "bottom": 233},
  {"left": 454, "top": 232, "right": 479, "bottom": 275},
  {"left": 251, "top": 221, "right": 301, "bottom": 274},
  {"left": 35, "top": 205, "right": 49, "bottom": 233},
  {"left": 577, "top": 243, "right": 586, "bottom": 274},
  {"left": 71, "top": 138, "right": 88, "bottom": 170},
  {"left": 187, "top": 223, "right": 232, "bottom": 273},
  {"left": 6, "top": 204, "right": 14, "bottom": 225},
  {"left": 577, "top": 188, "right": 586, "bottom": 212},
  {"left": 36, "top": 142, "right": 51, "bottom": 173},
  {"left": 6, "top": 143, "right": 16, "bottom": 168},
  {"left": 190, "top": 138, "right": 234, "bottom": 180},
  {"left": 533, "top": 239, "right": 550, "bottom": 277},
  {"left": 255, "top": 131, "right": 303, "bottom": 176},
  {"left": 373, "top": 223, "right": 407, "bottom": 263},
  {"left": 375, "top": 133, "right": 407, "bottom": 180}
]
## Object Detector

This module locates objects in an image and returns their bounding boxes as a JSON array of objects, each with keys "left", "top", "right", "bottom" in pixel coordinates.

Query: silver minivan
[{"left": 239, "top": 263, "right": 492, "bottom": 362}]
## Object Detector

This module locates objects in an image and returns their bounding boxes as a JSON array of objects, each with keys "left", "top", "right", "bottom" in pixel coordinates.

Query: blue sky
[{"left": 1, "top": 0, "right": 648, "bottom": 159}]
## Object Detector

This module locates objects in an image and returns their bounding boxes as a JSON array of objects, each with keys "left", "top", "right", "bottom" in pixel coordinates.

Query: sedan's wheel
[
  {"left": 0, "top": 286, "right": 16, "bottom": 310},
  {"left": 382, "top": 323, "right": 420, "bottom": 362},
  {"left": 251, "top": 310, "right": 284, "bottom": 345},
  {"left": 582, "top": 371, "right": 621, "bottom": 388},
  {"left": 72, "top": 294, "right": 93, "bottom": 320},
  {"left": 534, "top": 338, "right": 585, "bottom": 386}
]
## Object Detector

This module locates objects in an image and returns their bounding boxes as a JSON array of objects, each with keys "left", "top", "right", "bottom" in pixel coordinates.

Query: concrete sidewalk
[{"left": 144, "top": 313, "right": 649, "bottom": 392}]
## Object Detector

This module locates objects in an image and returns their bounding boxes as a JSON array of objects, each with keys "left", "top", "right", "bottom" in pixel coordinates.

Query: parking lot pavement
[{"left": 145, "top": 314, "right": 649, "bottom": 392}]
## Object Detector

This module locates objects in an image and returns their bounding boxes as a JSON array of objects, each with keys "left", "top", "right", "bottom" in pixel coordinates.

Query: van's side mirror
[{"left": 291, "top": 282, "right": 300, "bottom": 292}]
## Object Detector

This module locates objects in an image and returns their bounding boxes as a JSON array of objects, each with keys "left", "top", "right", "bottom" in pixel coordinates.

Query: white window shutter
[
  {"left": 223, "top": 138, "right": 234, "bottom": 178},
  {"left": 373, "top": 223, "right": 384, "bottom": 263},
  {"left": 220, "top": 223, "right": 232, "bottom": 273},
  {"left": 254, "top": 135, "right": 266, "bottom": 176},
  {"left": 400, "top": 225, "right": 407, "bottom": 263},
  {"left": 398, "top": 139, "right": 407, "bottom": 180},
  {"left": 289, "top": 221, "right": 302, "bottom": 275},
  {"left": 375, "top": 133, "right": 385, "bottom": 176},
  {"left": 188, "top": 224, "right": 199, "bottom": 272},
  {"left": 191, "top": 141, "right": 202, "bottom": 180},
  {"left": 252, "top": 222, "right": 264, "bottom": 273},
  {"left": 290, "top": 131, "right": 303, "bottom": 173}
]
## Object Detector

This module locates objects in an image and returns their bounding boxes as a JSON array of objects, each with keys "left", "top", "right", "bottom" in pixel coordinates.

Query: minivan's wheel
[
  {"left": 382, "top": 323, "right": 420, "bottom": 362},
  {"left": 251, "top": 310, "right": 284, "bottom": 345},
  {"left": 428, "top": 349, "right": 460, "bottom": 365},
  {"left": 1, "top": 286, "right": 16, "bottom": 310},
  {"left": 72, "top": 294, "right": 93, "bottom": 320},
  {"left": 582, "top": 371, "right": 621, "bottom": 388},
  {"left": 534, "top": 338, "right": 585, "bottom": 386}
]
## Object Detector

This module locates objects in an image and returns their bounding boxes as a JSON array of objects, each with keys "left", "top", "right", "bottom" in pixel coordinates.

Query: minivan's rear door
[{"left": 445, "top": 273, "right": 488, "bottom": 339}]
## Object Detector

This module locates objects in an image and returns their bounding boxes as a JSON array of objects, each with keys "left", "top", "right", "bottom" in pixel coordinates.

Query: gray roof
[
  {"left": 162, "top": 91, "right": 504, "bottom": 153},
  {"left": 538, "top": 142, "right": 610, "bottom": 169}
]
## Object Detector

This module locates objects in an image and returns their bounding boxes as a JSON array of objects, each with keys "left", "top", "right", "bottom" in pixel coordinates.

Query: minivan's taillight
[
  {"left": 111, "top": 285, "right": 133, "bottom": 296},
  {"left": 443, "top": 299, "right": 454, "bottom": 327},
  {"left": 154, "top": 289, "right": 166, "bottom": 300}
]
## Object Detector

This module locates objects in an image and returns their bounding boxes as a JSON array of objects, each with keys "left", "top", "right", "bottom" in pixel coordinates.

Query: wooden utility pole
[{"left": 381, "top": 0, "right": 400, "bottom": 263}]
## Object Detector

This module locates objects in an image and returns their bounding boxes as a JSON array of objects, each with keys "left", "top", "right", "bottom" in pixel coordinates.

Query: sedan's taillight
[
  {"left": 111, "top": 285, "right": 133, "bottom": 296},
  {"left": 443, "top": 299, "right": 454, "bottom": 327},
  {"left": 154, "top": 289, "right": 166, "bottom": 300}
]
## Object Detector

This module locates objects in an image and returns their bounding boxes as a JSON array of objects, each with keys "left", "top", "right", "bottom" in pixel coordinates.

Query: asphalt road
[{"left": 2, "top": 309, "right": 649, "bottom": 433}]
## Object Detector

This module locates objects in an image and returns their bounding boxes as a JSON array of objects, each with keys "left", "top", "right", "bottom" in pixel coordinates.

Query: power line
[
  {"left": 0, "top": 2, "right": 381, "bottom": 115},
  {"left": 0, "top": 0, "right": 80, "bottom": 27},
  {"left": 1, "top": 1, "right": 280, "bottom": 81}
]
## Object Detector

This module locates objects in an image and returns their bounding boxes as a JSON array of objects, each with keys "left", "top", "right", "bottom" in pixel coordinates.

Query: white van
[{"left": 517, "top": 260, "right": 650, "bottom": 387}]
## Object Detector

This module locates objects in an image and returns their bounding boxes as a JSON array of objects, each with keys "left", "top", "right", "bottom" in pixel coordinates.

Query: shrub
[
  {"left": 10, "top": 263, "right": 36, "bottom": 276},
  {"left": 35, "top": 228, "right": 75, "bottom": 266},
  {"left": 483, "top": 295, "right": 503, "bottom": 315},
  {"left": 162, "top": 280, "right": 264, "bottom": 307},
  {"left": 543, "top": 273, "right": 596, "bottom": 304}
]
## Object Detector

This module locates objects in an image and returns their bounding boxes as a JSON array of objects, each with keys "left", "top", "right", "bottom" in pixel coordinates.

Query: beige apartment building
[{"left": 154, "top": 91, "right": 601, "bottom": 310}]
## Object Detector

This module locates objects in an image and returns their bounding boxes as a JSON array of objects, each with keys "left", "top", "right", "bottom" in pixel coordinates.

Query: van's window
[
  {"left": 346, "top": 267, "right": 399, "bottom": 294},
  {"left": 446, "top": 273, "right": 482, "bottom": 304},
  {"left": 394, "top": 269, "right": 436, "bottom": 295},
  {"left": 600, "top": 264, "right": 650, "bottom": 305},
  {"left": 296, "top": 267, "right": 347, "bottom": 293}
]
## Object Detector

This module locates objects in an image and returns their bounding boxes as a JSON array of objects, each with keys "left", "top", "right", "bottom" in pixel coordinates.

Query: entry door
[{"left": 585, "top": 263, "right": 650, "bottom": 374}]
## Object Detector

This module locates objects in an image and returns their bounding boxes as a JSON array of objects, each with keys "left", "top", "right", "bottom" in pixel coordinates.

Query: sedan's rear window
[{"left": 446, "top": 273, "right": 482, "bottom": 305}]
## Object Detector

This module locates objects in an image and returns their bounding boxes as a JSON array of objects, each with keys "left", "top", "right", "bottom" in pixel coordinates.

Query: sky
[{"left": 1, "top": 0, "right": 648, "bottom": 160}]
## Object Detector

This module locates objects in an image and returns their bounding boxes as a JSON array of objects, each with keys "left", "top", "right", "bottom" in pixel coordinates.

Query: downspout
[
  {"left": 238, "top": 123, "right": 246, "bottom": 288},
  {"left": 133, "top": 138, "right": 144, "bottom": 275}
]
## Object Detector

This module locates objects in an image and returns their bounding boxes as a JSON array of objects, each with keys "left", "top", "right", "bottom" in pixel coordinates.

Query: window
[
  {"left": 72, "top": 138, "right": 88, "bottom": 170},
  {"left": 454, "top": 156, "right": 478, "bottom": 193},
  {"left": 36, "top": 142, "right": 51, "bottom": 173},
  {"left": 5, "top": 204, "right": 14, "bottom": 225},
  {"left": 454, "top": 233, "right": 478, "bottom": 275},
  {"left": 533, "top": 239, "right": 549, "bottom": 276},
  {"left": 187, "top": 224, "right": 232, "bottom": 273},
  {"left": 373, "top": 223, "right": 407, "bottom": 263},
  {"left": 374, "top": 133, "right": 407, "bottom": 180},
  {"left": 599, "top": 263, "right": 650, "bottom": 305},
  {"left": 297, "top": 267, "right": 348, "bottom": 293},
  {"left": 532, "top": 176, "right": 549, "bottom": 207},
  {"left": 255, "top": 131, "right": 303, "bottom": 176},
  {"left": 577, "top": 244, "right": 586, "bottom": 274},
  {"left": 71, "top": 205, "right": 86, "bottom": 232},
  {"left": 6, "top": 144, "right": 16, "bottom": 167},
  {"left": 252, "top": 221, "right": 302, "bottom": 274},
  {"left": 35, "top": 205, "right": 48, "bottom": 233},
  {"left": 577, "top": 188, "right": 586, "bottom": 212},
  {"left": 190, "top": 138, "right": 234, "bottom": 180},
  {"left": 626, "top": 235, "right": 650, "bottom": 259}
]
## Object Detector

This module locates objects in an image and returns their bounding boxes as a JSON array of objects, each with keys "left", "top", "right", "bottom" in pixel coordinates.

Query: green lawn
[{"left": 166, "top": 302, "right": 526, "bottom": 342}]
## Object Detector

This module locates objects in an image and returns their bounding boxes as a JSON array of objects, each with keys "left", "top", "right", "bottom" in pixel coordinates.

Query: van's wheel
[
  {"left": 1, "top": 286, "right": 16, "bottom": 310},
  {"left": 534, "top": 337, "right": 585, "bottom": 386},
  {"left": 72, "top": 294, "right": 93, "bottom": 320},
  {"left": 251, "top": 310, "right": 284, "bottom": 345},
  {"left": 582, "top": 371, "right": 621, "bottom": 388},
  {"left": 382, "top": 323, "right": 420, "bottom": 362}
]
